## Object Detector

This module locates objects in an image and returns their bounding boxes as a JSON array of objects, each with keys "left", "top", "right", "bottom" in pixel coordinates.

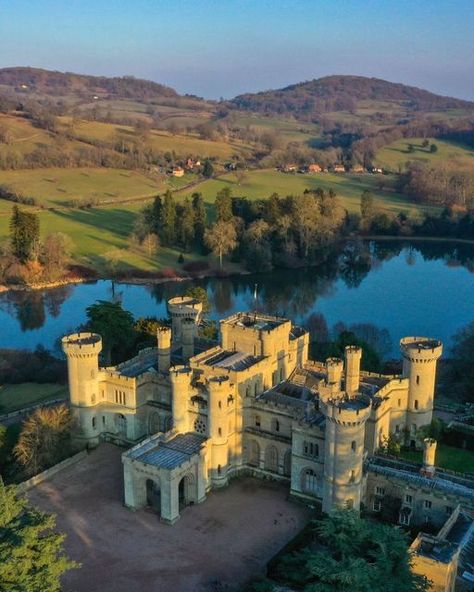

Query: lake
[{"left": 0, "top": 240, "right": 473, "bottom": 359}]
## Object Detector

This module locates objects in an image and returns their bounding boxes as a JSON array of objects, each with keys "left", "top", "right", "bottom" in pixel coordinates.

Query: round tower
[
  {"left": 157, "top": 326, "right": 172, "bottom": 373},
  {"left": 207, "top": 375, "right": 231, "bottom": 486},
  {"left": 400, "top": 337, "right": 443, "bottom": 434},
  {"left": 167, "top": 296, "right": 202, "bottom": 344},
  {"left": 62, "top": 332, "right": 102, "bottom": 446},
  {"left": 326, "top": 358, "right": 343, "bottom": 393},
  {"left": 320, "top": 394, "right": 371, "bottom": 513},
  {"left": 170, "top": 365, "right": 192, "bottom": 434},
  {"left": 344, "top": 346, "right": 362, "bottom": 396},
  {"left": 181, "top": 317, "right": 196, "bottom": 362}
]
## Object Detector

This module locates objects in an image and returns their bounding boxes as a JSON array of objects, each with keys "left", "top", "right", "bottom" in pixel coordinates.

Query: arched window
[
  {"left": 92, "top": 417, "right": 96, "bottom": 429},
  {"left": 416, "top": 375, "right": 420, "bottom": 385},
  {"left": 414, "top": 400, "right": 419, "bottom": 410},
  {"left": 255, "top": 415, "right": 261, "bottom": 428},
  {"left": 264, "top": 445, "right": 278, "bottom": 472},
  {"left": 302, "top": 469, "right": 320, "bottom": 496},
  {"left": 351, "top": 440, "right": 356, "bottom": 452},
  {"left": 273, "top": 419, "right": 280, "bottom": 432}
]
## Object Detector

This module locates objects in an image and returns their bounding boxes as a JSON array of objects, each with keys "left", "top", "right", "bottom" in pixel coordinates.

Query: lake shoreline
[{"left": 1, "top": 234, "right": 473, "bottom": 295}]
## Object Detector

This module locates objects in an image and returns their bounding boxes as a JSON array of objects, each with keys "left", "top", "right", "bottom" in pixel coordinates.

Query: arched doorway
[
  {"left": 116, "top": 413, "right": 127, "bottom": 437},
  {"left": 163, "top": 416, "right": 173, "bottom": 432},
  {"left": 248, "top": 440, "right": 260, "bottom": 467},
  {"left": 146, "top": 478, "right": 161, "bottom": 514},
  {"left": 148, "top": 412, "right": 161, "bottom": 435},
  {"left": 178, "top": 474, "right": 195, "bottom": 510},
  {"left": 283, "top": 449, "right": 292, "bottom": 477},
  {"left": 264, "top": 445, "right": 278, "bottom": 473}
]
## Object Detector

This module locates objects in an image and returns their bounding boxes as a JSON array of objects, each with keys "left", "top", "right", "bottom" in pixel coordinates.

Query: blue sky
[{"left": 1, "top": 0, "right": 473, "bottom": 99}]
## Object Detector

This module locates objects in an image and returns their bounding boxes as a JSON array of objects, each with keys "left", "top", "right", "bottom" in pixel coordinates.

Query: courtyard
[{"left": 28, "top": 444, "right": 313, "bottom": 592}]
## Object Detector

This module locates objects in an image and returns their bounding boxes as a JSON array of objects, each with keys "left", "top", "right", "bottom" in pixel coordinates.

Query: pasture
[{"left": 375, "top": 137, "right": 474, "bottom": 172}]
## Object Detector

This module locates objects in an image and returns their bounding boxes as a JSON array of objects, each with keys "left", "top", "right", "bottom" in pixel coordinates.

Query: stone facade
[{"left": 63, "top": 299, "right": 451, "bottom": 525}]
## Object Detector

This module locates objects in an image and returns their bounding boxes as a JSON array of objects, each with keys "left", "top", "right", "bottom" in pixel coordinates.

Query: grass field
[
  {"left": 180, "top": 169, "right": 438, "bottom": 217},
  {"left": 0, "top": 383, "right": 68, "bottom": 413},
  {"left": 375, "top": 137, "right": 474, "bottom": 172},
  {"left": 229, "top": 113, "right": 324, "bottom": 145},
  {"left": 399, "top": 444, "right": 474, "bottom": 474}
]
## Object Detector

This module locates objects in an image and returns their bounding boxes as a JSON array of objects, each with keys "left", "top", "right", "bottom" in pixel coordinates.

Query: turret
[
  {"left": 167, "top": 296, "right": 202, "bottom": 344},
  {"left": 421, "top": 438, "right": 437, "bottom": 478},
  {"left": 400, "top": 337, "right": 443, "bottom": 434},
  {"left": 321, "top": 394, "right": 371, "bottom": 513},
  {"left": 157, "top": 326, "right": 172, "bottom": 373},
  {"left": 170, "top": 365, "right": 192, "bottom": 434},
  {"left": 181, "top": 317, "right": 196, "bottom": 362},
  {"left": 326, "top": 358, "right": 343, "bottom": 393},
  {"left": 344, "top": 346, "right": 362, "bottom": 395},
  {"left": 207, "top": 375, "right": 231, "bottom": 486},
  {"left": 62, "top": 332, "right": 102, "bottom": 446}
]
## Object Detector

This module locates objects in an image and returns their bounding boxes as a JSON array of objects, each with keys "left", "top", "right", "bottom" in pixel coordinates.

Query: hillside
[{"left": 230, "top": 75, "right": 474, "bottom": 122}]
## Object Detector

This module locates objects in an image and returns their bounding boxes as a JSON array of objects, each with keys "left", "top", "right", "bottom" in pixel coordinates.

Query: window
[
  {"left": 302, "top": 469, "right": 320, "bottom": 495},
  {"left": 375, "top": 486, "right": 385, "bottom": 495},
  {"left": 351, "top": 440, "right": 356, "bottom": 452},
  {"left": 92, "top": 417, "right": 96, "bottom": 429},
  {"left": 446, "top": 506, "right": 453, "bottom": 515},
  {"left": 217, "top": 464, "right": 221, "bottom": 474},
  {"left": 102, "top": 416, "right": 105, "bottom": 425},
  {"left": 398, "top": 398, "right": 401, "bottom": 407},
  {"left": 414, "top": 400, "right": 419, "bottom": 410},
  {"left": 399, "top": 512, "right": 411, "bottom": 526},
  {"left": 405, "top": 494, "right": 412, "bottom": 505},
  {"left": 303, "top": 441, "right": 318, "bottom": 457},
  {"left": 346, "top": 499, "right": 354, "bottom": 509},
  {"left": 349, "top": 470, "right": 355, "bottom": 483},
  {"left": 123, "top": 392, "right": 126, "bottom": 406},
  {"left": 424, "top": 500, "right": 432, "bottom": 509},
  {"left": 218, "top": 401, "right": 222, "bottom": 409},
  {"left": 373, "top": 499, "right": 382, "bottom": 512},
  {"left": 416, "top": 375, "right": 420, "bottom": 385},
  {"left": 101, "top": 389, "right": 105, "bottom": 399},
  {"left": 255, "top": 415, "right": 261, "bottom": 428},
  {"left": 275, "top": 419, "right": 280, "bottom": 432},
  {"left": 218, "top": 427, "right": 222, "bottom": 436},
  {"left": 395, "top": 425, "right": 400, "bottom": 433}
]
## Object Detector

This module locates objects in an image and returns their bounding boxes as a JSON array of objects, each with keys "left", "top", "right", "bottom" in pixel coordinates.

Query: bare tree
[{"left": 204, "top": 221, "right": 238, "bottom": 269}]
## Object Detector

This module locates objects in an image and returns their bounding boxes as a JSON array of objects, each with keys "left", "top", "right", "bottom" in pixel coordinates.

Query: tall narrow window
[
  {"left": 351, "top": 440, "right": 356, "bottom": 452},
  {"left": 414, "top": 400, "right": 419, "bottom": 410},
  {"left": 416, "top": 375, "right": 420, "bottom": 385},
  {"left": 92, "top": 417, "right": 96, "bottom": 429}
]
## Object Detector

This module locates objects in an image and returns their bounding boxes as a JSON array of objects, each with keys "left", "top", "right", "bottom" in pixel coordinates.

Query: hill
[{"left": 229, "top": 75, "right": 474, "bottom": 122}]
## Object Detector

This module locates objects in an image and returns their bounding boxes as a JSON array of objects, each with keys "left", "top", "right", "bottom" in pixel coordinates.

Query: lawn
[
  {"left": 0, "top": 167, "right": 165, "bottom": 207},
  {"left": 180, "top": 168, "right": 438, "bottom": 217},
  {"left": 375, "top": 137, "right": 474, "bottom": 172},
  {"left": 0, "top": 382, "right": 68, "bottom": 414},
  {"left": 399, "top": 444, "right": 474, "bottom": 474},
  {"left": 230, "top": 113, "right": 324, "bottom": 145}
]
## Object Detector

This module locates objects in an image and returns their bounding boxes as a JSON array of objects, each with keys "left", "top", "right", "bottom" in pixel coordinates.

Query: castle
[{"left": 62, "top": 296, "right": 474, "bottom": 535}]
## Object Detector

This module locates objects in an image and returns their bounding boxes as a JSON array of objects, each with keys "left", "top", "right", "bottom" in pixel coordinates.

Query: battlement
[
  {"left": 400, "top": 337, "right": 443, "bottom": 361},
  {"left": 321, "top": 394, "right": 371, "bottom": 425},
  {"left": 170, "top": 365, "right": 193, "bottom": 382},
  {"left": 62, "top": 332, "right": 102, "bottom": 357},
  {"left": 167, "top": 296, "right": 202, "bottom": 317},
  {"left": 220, "top": 311, "right": 290, "bottom": 334}
]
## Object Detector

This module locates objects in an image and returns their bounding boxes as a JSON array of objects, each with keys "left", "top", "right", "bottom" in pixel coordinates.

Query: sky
[{"left": 1, "top": 0, "right": 473, "bottom": 100}]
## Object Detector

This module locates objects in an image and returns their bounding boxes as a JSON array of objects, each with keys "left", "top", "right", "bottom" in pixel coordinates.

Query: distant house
[
  {"left": 185, "top": 159, "right": 195, "bottom": 169},
  {"left": 172, "top": 167, "right": 185, "bottom": 178},
  {"left": 333, "top": 164, "right": 345, "bottom": 173},
  {"left": 351, "top": 165, "right": 365, "bottom": 174},
  {"left": 308, "top": 163, "right": 322, "bottom": 173},
  {"left": 283, "top": 163, "right": 297, "bottom": 173},
  {"left": 371, "top": 167, "right": 383, "bottom": 174}
]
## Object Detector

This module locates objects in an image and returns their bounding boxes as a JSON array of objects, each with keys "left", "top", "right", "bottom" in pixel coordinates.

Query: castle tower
[
  {"left": 326, "top": 358, "right": 343, "bottom": 393},
  {"left": 157, "top": 326, "right": 172, "bottom": 373},
  {"left": 167, "top": 296, "right": 202, "bottom": 344},
  {"left": 207, "top": 375, "right": 231, "bottom": 486},
  {"left": 421, "top": 438, "right": 437, "bottom": 478},
  {"left": 320, "top": 394, "right": 371, "bottom": 513},
  {"left": 400, "top": 337, "right": 443, "bottom": 435},
  {"left": 181, "top": 317, "right": 196, "bottom": 362},
  {"left": 170, "top": 365, "right": 192, "bottom": 434},
  {"left": 344, "top": 346, "right": 362, "bottom": 395},
  {"left": 62, "top": 332, "right": 102, "bottom": 447}
]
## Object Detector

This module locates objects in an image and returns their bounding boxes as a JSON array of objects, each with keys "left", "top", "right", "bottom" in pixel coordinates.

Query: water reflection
[{"left": 0, "top": 240, "right": 473, "bottom": 356}]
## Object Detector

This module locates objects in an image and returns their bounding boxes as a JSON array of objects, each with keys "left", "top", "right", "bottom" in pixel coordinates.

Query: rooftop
[
  {"left": 200, "top": 348, "right": 263, "bottom": 371},
  {"left": 117, "top": 349, "right": 157, "bottom": 378},
  {"left": 222, "top": 312, "right": 287, "bottom": 332},
  {"left": 127, "top": 432, "right": 207, "bottom": 470}
]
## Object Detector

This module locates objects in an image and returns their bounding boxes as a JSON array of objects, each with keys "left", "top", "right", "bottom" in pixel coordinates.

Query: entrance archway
[
  {"left": 116, "top": 413, "right": 127, "bottom": 437},
  {"left": 178, "top": 474, "right": 195, "bottom": 510},
  {"left": 146, "top": 478, "right": 161, "bottom": 514}
]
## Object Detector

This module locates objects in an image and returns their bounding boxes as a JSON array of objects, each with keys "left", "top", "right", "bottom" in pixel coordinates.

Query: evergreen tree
[
  {"left": 202, "top": 159, "right": 214, "bottom": 178},
  {"left": 215, "top": 187, "right": 233, "bottom": 222},
  {"left": 151, "top": 195, "right": 163, "bottom": 235},
  {"left": 177, "top": 198, "right": 195, "bottom": 251},
  {"left": 192, "top": 192, "right": 207, "bottom": 249},
  {"left": 0, "top": 479, "right": 78, "bottom": 591},
  {"left": 160, "top": 190, "right": 176, "bottom": 246},
  {"left": 9, "top": 206, "right": 40, "bottom": 263},
  {"left": 86, "top": 300, "right": 136, "bottom": 364},
  {"left": 360, "top": 190, "right": 375, "bottom": 221}
]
